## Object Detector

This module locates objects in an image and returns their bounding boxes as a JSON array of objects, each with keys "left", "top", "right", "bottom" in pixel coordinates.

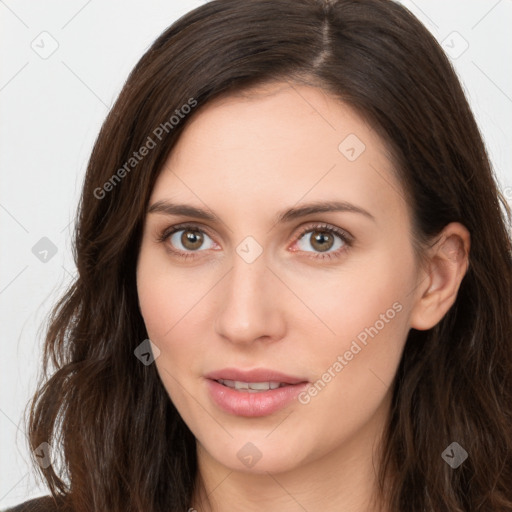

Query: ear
[{"left": 409, "top": 222, "right": 471, "bottom": 331}]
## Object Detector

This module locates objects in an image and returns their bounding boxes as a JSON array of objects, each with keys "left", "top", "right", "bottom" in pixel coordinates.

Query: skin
[{"left": 136, "top": 82, "right": 470, "bottom": 512}]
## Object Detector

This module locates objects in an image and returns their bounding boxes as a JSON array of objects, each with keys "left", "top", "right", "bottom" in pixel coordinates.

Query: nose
[{"left": 214, "top": 249, "right": 286, "bottom": 346}]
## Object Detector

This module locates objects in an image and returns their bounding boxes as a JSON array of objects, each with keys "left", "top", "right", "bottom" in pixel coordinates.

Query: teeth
[{"left": 217, "top": 379, "right": 285, "bottom": 391}]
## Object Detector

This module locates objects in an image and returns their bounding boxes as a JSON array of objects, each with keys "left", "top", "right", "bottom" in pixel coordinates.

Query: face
[{"left": 136, "top": 82, "right": 422, "bottom": 475}]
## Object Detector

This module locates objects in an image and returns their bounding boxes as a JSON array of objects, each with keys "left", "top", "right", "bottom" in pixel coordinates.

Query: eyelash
[{"left": 156, "top": 222, "right": 353, "bottom": 262}]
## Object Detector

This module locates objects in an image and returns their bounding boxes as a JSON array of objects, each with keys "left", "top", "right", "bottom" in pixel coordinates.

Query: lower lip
[{"left": 206, "top": 379, "right": 309, "bottom": 417}]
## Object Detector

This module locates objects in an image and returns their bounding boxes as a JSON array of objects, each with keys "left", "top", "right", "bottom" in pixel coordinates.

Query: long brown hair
[{"left": 25, "top": 0, "right": 512, "bottom": 510}]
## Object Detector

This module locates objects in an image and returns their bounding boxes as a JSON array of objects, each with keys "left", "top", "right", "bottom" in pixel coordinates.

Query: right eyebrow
[{"left": 147, "top": 201, "right": 219, "bottom": 221}]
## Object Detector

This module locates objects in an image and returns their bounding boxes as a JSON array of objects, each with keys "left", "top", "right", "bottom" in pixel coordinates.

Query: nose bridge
[
  {"left": 231, "top": 247, "right": 266, "bottom": 298},
  {"left": 225, "top": 245, "right": 269, "bottom": 316},
  {"left": 214, "top": 239, "right": 284, "bottom": 343}
]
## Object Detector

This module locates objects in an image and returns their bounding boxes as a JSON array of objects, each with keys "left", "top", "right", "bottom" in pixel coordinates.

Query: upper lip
[{"left": 205, "top": 368, "right": 309, "bottom": 384}]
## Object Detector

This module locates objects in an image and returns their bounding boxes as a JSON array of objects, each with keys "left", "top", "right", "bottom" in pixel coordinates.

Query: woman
[{"left": 8, "top": 0, "right": 512, "bottom": 510}]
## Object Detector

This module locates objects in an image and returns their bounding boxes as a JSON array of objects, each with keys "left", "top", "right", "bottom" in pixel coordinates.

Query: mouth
[
  {"left": 204, "top": 368, "right": 310, "bottom": 417},
  {"left": 204, "top": 367, "right": 308, "bottom": 385},
  {"left": 215, "top": 379, "right": 293, "bottom": 392}
]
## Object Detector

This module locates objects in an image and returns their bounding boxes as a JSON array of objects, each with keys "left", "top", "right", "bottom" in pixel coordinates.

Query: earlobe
[{"left": 409, "top": 222, "right": 471, "bottom": 331}]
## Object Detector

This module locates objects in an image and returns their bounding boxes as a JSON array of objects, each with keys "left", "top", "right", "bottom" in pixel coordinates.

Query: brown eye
[
  {"left": 166, "top": 227, "right": 215, "bottom": 253},
  {"left": 296, "top": 226, "right": 347, "bottom": 255}
]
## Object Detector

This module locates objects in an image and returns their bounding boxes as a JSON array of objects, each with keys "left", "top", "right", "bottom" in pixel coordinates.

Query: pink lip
[{"left": 204, "top": 367, "right": 309, "bottom": 417}]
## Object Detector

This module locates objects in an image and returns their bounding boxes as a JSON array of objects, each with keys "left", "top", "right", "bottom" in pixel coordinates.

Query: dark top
[{"left": 3, "top": 496, "right": 67, "bottom": 512}]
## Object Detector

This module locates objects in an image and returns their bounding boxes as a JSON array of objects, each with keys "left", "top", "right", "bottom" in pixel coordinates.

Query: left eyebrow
[
  {"left": 146, "top": 199, "right": 376, "bottom": 224},
  {"left": 274, "top": 200, "right": 376, "bottom": 224}
]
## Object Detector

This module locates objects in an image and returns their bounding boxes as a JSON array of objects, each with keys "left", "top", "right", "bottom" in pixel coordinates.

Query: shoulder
[{"left": 2, "top": 495, "right": 70, "bottom": 512}]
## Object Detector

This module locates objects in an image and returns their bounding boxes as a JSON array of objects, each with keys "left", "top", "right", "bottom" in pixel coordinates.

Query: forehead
[{"left": 150, "top": 82, "right": 408, "bottom": 226}]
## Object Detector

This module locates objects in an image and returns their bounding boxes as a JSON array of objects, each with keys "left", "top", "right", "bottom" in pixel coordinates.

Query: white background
[{"left": 1, "top": 0, "right": 511, "bottom": 507}]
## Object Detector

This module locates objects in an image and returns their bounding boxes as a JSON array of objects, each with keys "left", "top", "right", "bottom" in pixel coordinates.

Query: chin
[{"left": 201, "top": 435, "right": 309, "bottom": 475}]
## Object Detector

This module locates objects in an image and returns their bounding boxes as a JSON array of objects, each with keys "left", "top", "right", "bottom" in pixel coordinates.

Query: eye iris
[
  {"left": 182, "top": 230, "right": 203, "bottom": 250},
  {"left": 310, "top": 231, "right": 334, "bottom": 252}
]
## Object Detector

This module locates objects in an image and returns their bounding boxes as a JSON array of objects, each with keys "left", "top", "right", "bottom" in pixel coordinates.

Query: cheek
[
  {"left": 305, "top": 247, "right": 413, "bottom": 340},
  {"left": 136, "top": 246, "right": 201, "bottom": 342},
  {"left": 136, "top": 249, "right": 215, "bottom": 403},
  {"left": 137, "top": 277, "right": 173, "bottom": 341},
  {"left": 136, "top": 254, "right": 202, "bottom": 410},
  {"left": 295, "top": 242, "right": 415, "bottom": 388},
  {"left": 300, "top": 248, "right": 414, "bottom": 415}
]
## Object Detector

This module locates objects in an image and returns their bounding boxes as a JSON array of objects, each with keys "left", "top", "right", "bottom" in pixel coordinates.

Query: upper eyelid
[
  {"left": 295, "top": 223, "right": 352, "bottom": 240},
  {"left": 162, "top": 221, "right": 217, "bottom": 242}
]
